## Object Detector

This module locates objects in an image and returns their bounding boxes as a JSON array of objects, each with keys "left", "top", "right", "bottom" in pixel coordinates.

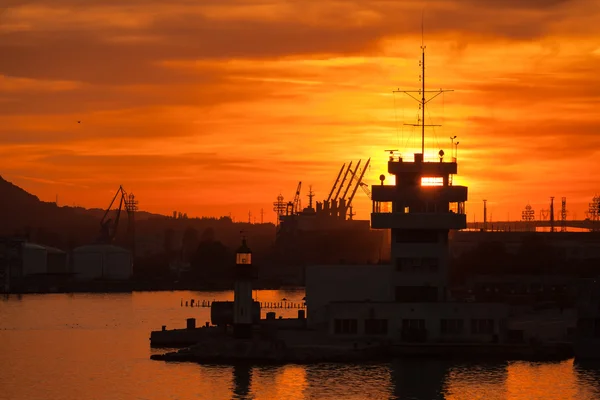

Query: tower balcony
[
  {"left": 371, "top": 185, "right": 467, "bottom": 203},
  {"left": 371, "top": 211, "right": 467, "bottom": 230},
  {"left": 388, "top": 159, "right": 457, "bottom": 176}
]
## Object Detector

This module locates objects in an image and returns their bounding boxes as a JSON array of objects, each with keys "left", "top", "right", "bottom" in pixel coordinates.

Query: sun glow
[{"left": 421, "top": 177, "right": 444, "bottom": 187}]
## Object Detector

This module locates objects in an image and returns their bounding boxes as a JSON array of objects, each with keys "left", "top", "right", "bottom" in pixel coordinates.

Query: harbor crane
[
  {"left": 359, "top": 182, "right": 371, "bottom": 200},
  {"left": 346, "top": 158, "right": 371, "bottom": 214},
  {"left": 99, "top": 186, "right": 138, "bottom": 248},
  {"left": 333, "top": 161, "right": 353, "bottom": 201},
  {"left": 292, "top": 181, "right": 302, "bottom": 214},
  {"left": 285, "top": 181, "right": 302, "bottom": 215},
  {"left": 341, "top": 160, "right": 361, "bottom": 202},
  {"left": 326, "top": 164, "right": 345, "bottom": 203}
]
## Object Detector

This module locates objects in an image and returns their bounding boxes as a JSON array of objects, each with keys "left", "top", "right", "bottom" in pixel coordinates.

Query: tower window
[
  {"left": 395, "top": 286, "right": 438, "bottom": 302},
  {"left": 394, "top": 229, "right": 439, "bottom": 243},
  {"left": 365, "top": 319, "right": 388, "bottom": 335},
  {"left": 421, "top": 177, "right": 443, "bottom": 186},
  {"left": 441, "top": 319, "right": 464, "bottom": 335},
  {"left": 395, "top": 257, "right": 439, "bottom": 272},
  {"left": 471, "top": 319, "right": 494, "bottom": 335}
]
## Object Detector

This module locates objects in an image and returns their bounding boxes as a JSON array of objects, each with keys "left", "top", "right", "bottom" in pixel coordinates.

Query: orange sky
[{"left": 1, "top": 0, "right": 599, "bottom": 224}]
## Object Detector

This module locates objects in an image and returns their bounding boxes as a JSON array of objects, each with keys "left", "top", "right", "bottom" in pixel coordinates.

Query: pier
[{"left": 180, "top": 299, "right": 306, "bottom": 310}]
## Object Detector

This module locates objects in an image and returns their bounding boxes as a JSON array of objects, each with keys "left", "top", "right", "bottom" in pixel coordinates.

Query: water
[{"left": 1, "top": 290, "right": 600, "bottom": 400}]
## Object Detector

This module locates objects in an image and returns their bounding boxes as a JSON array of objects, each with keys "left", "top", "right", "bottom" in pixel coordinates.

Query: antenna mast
[{"left": 394, "top": 30, "right": 454, "bottom": 156}]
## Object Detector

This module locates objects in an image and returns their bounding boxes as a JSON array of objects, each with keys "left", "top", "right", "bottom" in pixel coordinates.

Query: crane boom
[
  {"left": 359, "top": 182, "right": 371, "bottom": 199},
  {"left": 341, "top": 160, "right": 361, "bottom": 201},
  {"left": 292, "top": 181, "right": 302, "bottom": 214},
  {"left": 99, "top": 185, "right": 137, "bottom": 245},
  {"left": 351, "top": 173, "right": 372, "bottom": 199},
  {"left": 326, "top": 163, "right": 346, "bottom": 202},
  {"left": 347, "top": 158, "right": 371, "bottom": 209},
  {"left": 333, "top": 161, "right": 353, "bottom": 201}
]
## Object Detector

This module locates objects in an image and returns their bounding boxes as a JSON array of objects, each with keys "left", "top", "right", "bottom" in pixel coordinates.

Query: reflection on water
[
  {"left": 391, "top": 359, "right": 451, "bottom": 399},
  {"left": 574, "top": 361, "right": 600, "bottom": 400},
  {"left": 1, "top": 291, "right": 600, "bottom": 400},
  {"left": 446, "top": 362, "right": 509, "bottom": 400},
  {"left": 232, "top": 364, "right": 252, "bottom": 400}
]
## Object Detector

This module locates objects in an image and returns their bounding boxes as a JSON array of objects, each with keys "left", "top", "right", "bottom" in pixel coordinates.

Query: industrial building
[
  {"left": 450, "top": 231, "right": 600, "bottom": 261},
  {"left": 274, "top": 159, "right": 372, "bottom": 235},
  {"left": 0, "top": 239, "right": 68, "bottom": 279}
]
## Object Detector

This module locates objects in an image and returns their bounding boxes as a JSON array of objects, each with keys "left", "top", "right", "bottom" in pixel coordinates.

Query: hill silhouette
[
  {"left": 0, "top": 176, "right": 387, "bottom": 289},
  {"left": 0, "top": 175, "right": 276, "bottom": 253},
  {"left": 0, "top": 175, "right": 100, "bottom": 248}
]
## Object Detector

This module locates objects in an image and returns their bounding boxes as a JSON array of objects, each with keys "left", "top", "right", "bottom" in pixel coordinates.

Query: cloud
[
  {"left": 1, "top": 0, "right": 600, "bottom": 219},
  {"left": 1, "top": 0, "right": 596, "bottom": 84}
]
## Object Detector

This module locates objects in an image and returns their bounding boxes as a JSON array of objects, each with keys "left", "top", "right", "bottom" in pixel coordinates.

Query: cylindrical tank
[
  {"left": 45, "top": 246, "right": 68, "bottom": 274},
  {"left": 72, "top": 244, "right": 132, "bottom": 280},
  {"left": 21, "top": 243, "right": 47, "bottom": 276}
]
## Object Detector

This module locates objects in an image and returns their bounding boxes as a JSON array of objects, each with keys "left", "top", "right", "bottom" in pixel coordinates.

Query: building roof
[
  {"left": 73, "top": 244, "right": 131, "bottom": 254},
  {"left": 41, "top": 245, "right": 66, "bottom": 254},
  {"left": 22, "top": 242, "right": 46, "bottom": 251}
]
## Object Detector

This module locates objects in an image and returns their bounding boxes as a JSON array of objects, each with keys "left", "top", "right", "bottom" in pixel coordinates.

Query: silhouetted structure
[
  {"left": 550, "top": 196, "right": 555, "bottom": 233},
  {"left": 483, "top": 199, "right": 488, "bottom": 232},
  {"left": 561, "top": 197, "right": 567, "bottom": 232},
  {"left": 521, "top": 203, "right": 535, "bottom": 232},
  {"left": 272, "top": 160, "right": 385, "bottom": 280},
  {"left": 306, "top": 45, "right": 509, "bottom": 345},
  {"left": 98, "top": 185, "right": 138, "bottom": 255},
  {"left": 233, "top": 234, "right": 256, "bottom": 338}
]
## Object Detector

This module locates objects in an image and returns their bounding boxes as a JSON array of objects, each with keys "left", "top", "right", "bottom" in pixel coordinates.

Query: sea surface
[{"left": 1, "top": 290, "right": 600, "bottom": 400}]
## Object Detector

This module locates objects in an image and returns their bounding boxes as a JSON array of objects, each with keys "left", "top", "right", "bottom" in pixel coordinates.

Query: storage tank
[
  {"left": 21, "top": 243, "right": 47, "bottom": 276},
  {"left": 72, "top": 244, "right": 132, "bottom": 280},
  {"left": 44, "top": 246, "right": 68, "bottom": 274}
]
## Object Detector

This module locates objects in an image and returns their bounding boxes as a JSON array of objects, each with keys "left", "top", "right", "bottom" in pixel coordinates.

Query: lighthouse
[{"left": 233, "top": 233, "right": 255, "bottom": 338}]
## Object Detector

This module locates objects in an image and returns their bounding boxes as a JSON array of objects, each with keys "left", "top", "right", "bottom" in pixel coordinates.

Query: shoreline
[
  {"left": 150, "top": 341, "right": 574, "bottom": 365},
  {"left": 2, "top": 282, "right": 303, "bottom": 295}
]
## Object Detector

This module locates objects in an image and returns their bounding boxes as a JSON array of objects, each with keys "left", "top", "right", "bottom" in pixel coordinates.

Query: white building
[
  {"left": 72, "top": 244, "right": 133, "bottom": 280},
  {"left": 305, "top": 150, "right": 509, "bottom": 343}
]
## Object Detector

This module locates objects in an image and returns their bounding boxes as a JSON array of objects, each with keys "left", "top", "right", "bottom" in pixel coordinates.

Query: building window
[
  {"left": 422, "top": 257, "right": 439, "bottom": 272},
  {"left": 471, "top": 319, "right": 494, "bottom": 335},
  {"left": 365, "top": 319, "right": 388, "bottom": 335},
  {"left": 395, "top": 286, "right": 438, "bottom": 302},
  {"left": 441, "top": 319, "right": 464, "bottom": 335},
  {"left": 402, "top": 319, "right": 425, "bottom": 330},
  {"left": 396, "top": 257, "right": 418, "bottom": 271},
  {"left": 334, "top": 319, "right": 358, "bottom": 335},
  {"left": 401, "top": 319, "right": 427, "bottom": 342},
  {"left": 394, "top": 229, "right": 439, "bottom": 243},
  {"left": 396, "top": 257, "right": 439, "bottom": 272}
]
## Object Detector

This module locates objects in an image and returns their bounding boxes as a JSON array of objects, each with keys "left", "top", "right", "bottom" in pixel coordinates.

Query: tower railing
[{"left": 388, "top": 154, "right": 458, "bottom": 163}]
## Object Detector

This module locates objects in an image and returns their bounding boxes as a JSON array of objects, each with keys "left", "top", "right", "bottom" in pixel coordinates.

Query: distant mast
[{"left": 394, "top": 39, "right": 453, "bottom": 156}]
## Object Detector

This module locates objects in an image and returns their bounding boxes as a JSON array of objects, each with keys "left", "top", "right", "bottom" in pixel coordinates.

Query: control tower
[{"left": 370, "top": 44, "right": 468, "bottom": 303}]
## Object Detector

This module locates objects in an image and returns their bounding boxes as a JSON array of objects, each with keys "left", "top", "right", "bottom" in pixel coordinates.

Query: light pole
[{"left": 455, "top": 141, "right": 460, "bottom": 161}]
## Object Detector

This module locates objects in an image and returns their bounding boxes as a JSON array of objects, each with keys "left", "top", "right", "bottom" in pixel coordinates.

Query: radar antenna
[{"left": 394, "top": 32, "right": 454, "bottom": 155}]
